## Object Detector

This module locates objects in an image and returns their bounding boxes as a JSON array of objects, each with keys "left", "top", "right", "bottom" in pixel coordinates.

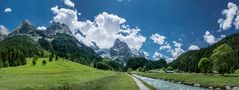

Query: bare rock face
[
  {"left": 110, "top": 39, "right": 132, "bottom": 59},
  {"left": 96, "top": 39, "right": 146, "bottom": 64},
  {"left": 11, "top": 19, "right": 36, "bottom": 34},
  {"left": 0, "top": 25, "right": 9, "bottom": 38},
  {"left": 46, "top": 22, "right": 72, "bottom": 35}
]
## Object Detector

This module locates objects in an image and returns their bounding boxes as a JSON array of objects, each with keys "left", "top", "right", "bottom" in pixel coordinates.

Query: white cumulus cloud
[
  {"left": 64, "top": 0, "right": 74, "bottom": 7},
  {"left": 152, "top": 51, "right": 163, "bottom": 60},
  {"left": 218, "top": 2, "right": 238, "bottom": 30},
  {"left": 172, "top": 41, "right": 182, "bottom": 48},
  {"left": 188, "top": 45, "right": 200, "bottom": 50},
  {"left": 0, "top": 25, "right": 9, "bottom": 35},
  {"left": 51, "top": 6, "right": 146, "bottom": 50},
  {"left": 234, "top": 15, "right": 239, "bottom": 29},
  {"left": 37, "top": 26, "right": 47, "bottom": 30},
  {"left": 203, "top": 31, "right": 217, "bottom": 45},
  {"left": 143, "top": 51, "right": 149, "bottom": 58},
  {"left": 170, "top": 41, "right": 184, "bottom": 59},
  {"left": 159, "top": 43, "right": 171, "bottom": 50},
  {"left": 150, "top": 33, "right": 166, "bottom": 45},
  {"left": 4, "top": 8, "right": 12, "bottom": 13}
]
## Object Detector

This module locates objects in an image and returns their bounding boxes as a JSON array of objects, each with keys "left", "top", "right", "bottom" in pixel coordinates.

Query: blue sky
[{"left": 1, "top": 0, "right": 239, "bottom": 61}]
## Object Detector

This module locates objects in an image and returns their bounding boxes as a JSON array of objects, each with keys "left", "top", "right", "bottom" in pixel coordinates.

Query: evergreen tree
[
  {"left": 55, "top": 55, "right": 58, "bottom": 61},
  {"left": 40, "top": 50, "right": 44, "bottom": 57},
  {"left": 42, "top": 60, "right": 47, "bottom": 65},
  {"left": 49, "top": 56, "right": 53, "bottom": 62},
  {"left": 32, "top": 58, "right": 37, "bottom": 66}
]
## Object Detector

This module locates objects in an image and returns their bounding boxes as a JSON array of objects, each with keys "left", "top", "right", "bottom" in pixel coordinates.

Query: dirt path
[{"left": 130, "top": 74, "right": 150, "bottom": 90}]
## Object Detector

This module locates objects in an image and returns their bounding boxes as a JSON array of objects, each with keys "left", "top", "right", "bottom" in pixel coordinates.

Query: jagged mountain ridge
[
  {"left": 3, "top": 20, "right": 145, "bottom": 64},
  {"left": 10, "top": 20, "right": 36, "bottom": 35},
  {"left": 2, "top": 20, "right": 101, "bottom": 66},
  {"left": 97, "top": 39, "right": 146, "bottom": 64},
  {"left": 46, "top": 22, "right": 72, "bottom": 35}
]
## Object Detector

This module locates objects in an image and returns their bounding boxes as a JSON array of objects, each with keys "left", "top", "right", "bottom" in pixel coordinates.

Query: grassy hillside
[{"left": 0, "top": 58, "right": 138, "bottom": 90}]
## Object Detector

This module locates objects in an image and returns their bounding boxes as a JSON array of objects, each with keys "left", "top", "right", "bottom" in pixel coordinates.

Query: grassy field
[
  {"left": 0, "top": 58, "right": 138, "bottom": 90},
  {"left": 135, "top": 72, "right": 239, "bottom": 88}
]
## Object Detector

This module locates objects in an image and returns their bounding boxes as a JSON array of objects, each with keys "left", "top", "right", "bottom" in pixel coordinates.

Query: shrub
[
  {"left": 55, "top": 55, "right": 58, "bottom": 61},
  {"left": 42, "top": 60, "right": 47, "bottom": 65},
  {"left": 127, "top": 68, "right": 133, "bottom": 72},
  {"left": 32, "top": 59, "right": 37, "bottom": 66},
  {"left": 49, "top": 56, "right": 53, "bottom": 62}
]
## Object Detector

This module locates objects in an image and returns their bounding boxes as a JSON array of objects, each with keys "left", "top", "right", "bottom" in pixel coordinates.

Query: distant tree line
[
  {"left": 169, "top": 33, "right": 239, "bottom": 74},
  {"left": 124, "top": 57, "right": 168, "bottom": 72},
  {"left": 0, "top": 48, "right": 26, "bottom": 68},
  {"left": 0, "top": 35, "right": 44, "bottom": 68}
]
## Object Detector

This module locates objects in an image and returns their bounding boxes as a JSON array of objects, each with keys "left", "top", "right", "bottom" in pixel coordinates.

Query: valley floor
[
  {"left": 0, "top": 58, "right": 138, "bottom": 90},
  {"left": 134, "top": 72, "right": 239, "bottom": 89}
]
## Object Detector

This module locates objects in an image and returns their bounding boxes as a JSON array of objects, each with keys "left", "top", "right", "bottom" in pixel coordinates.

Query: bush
[
  {"left": 42, "top": 60, "right": 47, "bottom": 65},
  {"left": 32, "top": 59, "right": 37, "bottom": 66},
  {"left": 33, "top": 56, "right": 38, "bottom": 61},
  {"left": 49, "top": 56, "right": 53, "bottom": 62},
  {"left": 127, "top": 68, "right": 133, "bottom": 72},
  {"left": 55, "top": 55, "right": 58, "bottom": 61}
]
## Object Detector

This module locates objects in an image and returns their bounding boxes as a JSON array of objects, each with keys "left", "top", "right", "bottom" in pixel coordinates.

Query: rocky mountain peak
[
  {"left": 11, "top": 20, "right": 35, "bottom": 34},
  {"left": 97, "top": 38, "right": 145, "bottom": 63},
  {"left": 110, "top": 39, "right": 131, "bottom": 60},
  {"left": 113, "top": 39, "right": 129, "bottom": 49},
  {"left": 22, "top": 19, "right": 32, "bottom": 26},
  {"left": 0, "top": 25, "right": 9, "bottom": 36},
  {"left": 46, "top": 22, "right": 72, "bottom": 35}
]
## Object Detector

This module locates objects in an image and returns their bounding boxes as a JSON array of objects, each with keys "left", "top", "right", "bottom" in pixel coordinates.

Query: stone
[
  {"left": 193, "top": 83, "right": 200, "bottom": 87},
  {"left": 226, "top": 86, "right": 231, "bottom": 90},
  {"left": 208, "top": 86, "right": 213, "bottom": 89},
  {"left": 232, "top": 87, "right": 239, "bottom": 90},
  {"left": 215, "top": 88, "right": 222, "bottom": 90}
]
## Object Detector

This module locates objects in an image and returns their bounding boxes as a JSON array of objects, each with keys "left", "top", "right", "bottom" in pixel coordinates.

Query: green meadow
[{"left": 0, "top": 58, "right": 138, "bottom": 90}]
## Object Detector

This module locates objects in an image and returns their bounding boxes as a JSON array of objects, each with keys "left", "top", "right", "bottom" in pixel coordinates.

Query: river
[{"left": 132, "top": 74, "right": 209, "bottom": 90}]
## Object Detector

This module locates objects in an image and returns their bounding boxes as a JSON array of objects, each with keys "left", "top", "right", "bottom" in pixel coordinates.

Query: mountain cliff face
[
  {"left": 2, "top": 20, "right": 101, "bottom": 66},
  {"left": 110, "top": 39, "right": 132, "bottom": 59},
  {"left": 46, "top": 22, "right": 72, "bottom": 35},
  {"left": 0, "top": 25, "right": 9, "bottom": 39},
  {"left": 2, "top": 20, "right": 146, "bottom": 65},
  {"left": 97, "top": 39, "right": 145, "bottom": 64},
  {"left": 10, "top": 20, "right": 36, "bottom": 35}
]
